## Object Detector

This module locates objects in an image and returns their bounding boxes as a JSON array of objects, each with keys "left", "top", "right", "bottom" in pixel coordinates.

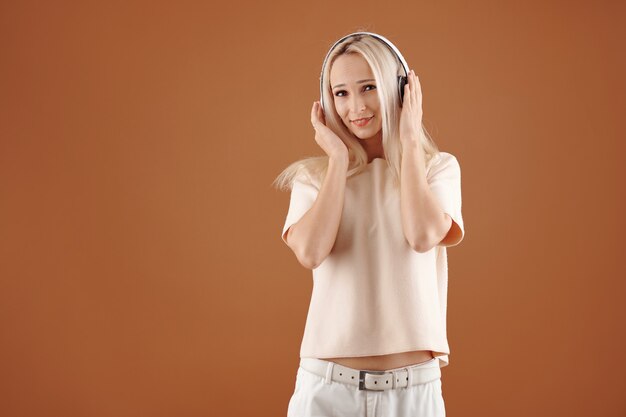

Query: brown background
[{"left": 1, "top": 1, "right": 625, "bottom": 416}]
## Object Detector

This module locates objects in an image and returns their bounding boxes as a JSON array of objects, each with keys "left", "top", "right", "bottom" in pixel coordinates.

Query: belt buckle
[{"left": 358, "top": 369, "right": 388, "bottom": 391}]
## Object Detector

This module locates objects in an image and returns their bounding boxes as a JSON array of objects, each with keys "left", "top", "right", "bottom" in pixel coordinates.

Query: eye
[{"left": 334, "top": 84, "right": 376, "bottom": 97}]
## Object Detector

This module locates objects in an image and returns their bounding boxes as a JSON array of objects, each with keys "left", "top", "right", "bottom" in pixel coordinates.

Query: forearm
[
  {"left": 400, "top": 141, "right": 448, "bottom": 252},
  {"left": 288, "top": 156, "right": 349, "bottom": 268}
]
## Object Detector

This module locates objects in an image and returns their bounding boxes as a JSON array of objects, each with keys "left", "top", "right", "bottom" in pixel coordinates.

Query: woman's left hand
[{"left": 399, "top": 69, "right": 424, "bottom": 145}]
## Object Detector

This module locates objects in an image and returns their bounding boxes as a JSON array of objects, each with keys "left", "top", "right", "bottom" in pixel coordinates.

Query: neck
[{"left": 359, "top": 132, "right": 385, "bottom": 162}]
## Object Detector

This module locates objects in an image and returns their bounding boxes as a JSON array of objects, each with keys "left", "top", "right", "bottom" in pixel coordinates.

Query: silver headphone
[{"left": 319, "top": 31, "right": 410, "bottom": 114}]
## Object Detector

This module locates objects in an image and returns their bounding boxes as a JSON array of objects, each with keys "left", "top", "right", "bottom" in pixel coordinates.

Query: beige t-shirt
[{"left": 281, "top": 152, "right": 465, "bottom": 368}]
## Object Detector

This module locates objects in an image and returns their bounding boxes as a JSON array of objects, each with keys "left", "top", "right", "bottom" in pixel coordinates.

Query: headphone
[{"left": 319, "top": 31, "right": 410, "bottom": 114}]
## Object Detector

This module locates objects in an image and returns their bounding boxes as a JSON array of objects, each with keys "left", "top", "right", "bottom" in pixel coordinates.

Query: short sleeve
[
  {"left": 281, "top": 176, "right": 320, "bottom": 246},
  {"left": 427, "top": 152, "right": 465, "bottom": 247}
]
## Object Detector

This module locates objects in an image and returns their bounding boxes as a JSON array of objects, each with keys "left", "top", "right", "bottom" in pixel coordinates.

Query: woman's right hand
[{"left": 311, "top": 101, "right": 349, "bottom": 162}]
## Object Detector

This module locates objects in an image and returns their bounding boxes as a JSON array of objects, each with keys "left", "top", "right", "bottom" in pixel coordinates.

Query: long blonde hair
[{"left": 272, "top": 33, "right": 441, "bottom": 191}]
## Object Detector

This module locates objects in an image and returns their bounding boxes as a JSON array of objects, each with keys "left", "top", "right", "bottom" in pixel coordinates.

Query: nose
[{"left": 351, "top": 95, "right": 366, "bottom": 113}]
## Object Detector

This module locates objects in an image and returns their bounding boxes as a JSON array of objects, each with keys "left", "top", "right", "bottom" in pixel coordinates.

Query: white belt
[{"left": 299, "top": 357, "right": 441, "bottom": 391}]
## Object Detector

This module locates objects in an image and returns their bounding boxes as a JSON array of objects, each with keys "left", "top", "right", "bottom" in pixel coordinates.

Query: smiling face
[{"left": 329, "top": 53, "right": 383, "bottom": 142}]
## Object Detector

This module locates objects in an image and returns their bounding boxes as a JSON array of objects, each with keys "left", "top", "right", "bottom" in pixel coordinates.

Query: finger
[
  {"left": 404, "top": 82, "right": 411, "bottom": 107},
  {"left": 317, "top": 102, "right": 324, "bottom": 122},
  {"left": 409, "top": 70, "right": 416, "bottom": 105},
  {"left": 407, "top": 70, "right": 413, "bottom": 105},
  {"left": 413, "top": 70, "right": 422, "bottom": 106},
  {"left": 410, "top": 70, "right": 417, "bottom": 105},
  {"left": 311, "top": 102, "right": 319, "bottom": 127}
]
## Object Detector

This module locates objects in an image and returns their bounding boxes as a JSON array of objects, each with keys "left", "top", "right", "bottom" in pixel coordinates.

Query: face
[{"left": 329, "top": 53, "right": 382, "bottom": 141}]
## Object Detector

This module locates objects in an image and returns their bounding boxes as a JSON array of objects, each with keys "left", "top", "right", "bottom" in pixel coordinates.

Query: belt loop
[
  {"left": 405, "top": 366, "right": 413, "bottom": 388},
  {"left": 391, "top": 370, "right": 397, "bottom": 388},
  {"left": 324, "top": 361, "right": 334, "bottom": 384}
]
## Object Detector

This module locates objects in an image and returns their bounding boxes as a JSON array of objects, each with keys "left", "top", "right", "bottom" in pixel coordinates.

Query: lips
[{"left": 351, "top": 116, "right": 373, "bottom": 127}]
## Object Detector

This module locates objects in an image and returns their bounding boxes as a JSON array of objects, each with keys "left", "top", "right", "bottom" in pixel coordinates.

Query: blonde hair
[{"left": 272, "top": 32, "right": 441, "bottom": 191}]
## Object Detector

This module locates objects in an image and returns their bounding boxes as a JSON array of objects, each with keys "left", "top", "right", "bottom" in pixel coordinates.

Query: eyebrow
[{"left": 331, "top": 79, "right": 376, "bottom": 90}]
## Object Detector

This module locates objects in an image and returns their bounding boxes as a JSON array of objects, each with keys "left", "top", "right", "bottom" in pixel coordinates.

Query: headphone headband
[{"left": 319, "top": 32, "right": 410, "bottom": 112}]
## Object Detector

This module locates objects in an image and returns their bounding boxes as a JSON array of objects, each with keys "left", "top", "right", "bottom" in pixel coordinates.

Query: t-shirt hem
[{"left": 300, "top": 348, "right": 450, "bottom": 368}]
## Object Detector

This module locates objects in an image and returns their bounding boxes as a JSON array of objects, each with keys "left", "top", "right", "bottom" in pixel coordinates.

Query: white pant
[{"left": 287, "top": 357, "right": 446, "bottom": 417}]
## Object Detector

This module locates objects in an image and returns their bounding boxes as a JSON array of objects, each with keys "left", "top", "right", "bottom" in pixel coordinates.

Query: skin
[
  {"left": 399, "top": 68, "right": 458, "bottom": 252},
  {"left": 286, "top": 53, "right": 456, "bottom": 371},
  {"left": 329, "top": 53, "right": 384, "bottom": 162}
]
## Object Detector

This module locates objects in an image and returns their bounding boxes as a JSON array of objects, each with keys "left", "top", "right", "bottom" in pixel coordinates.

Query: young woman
[{"left": 274, "top": 32, "right": 465, "bottom": 417}]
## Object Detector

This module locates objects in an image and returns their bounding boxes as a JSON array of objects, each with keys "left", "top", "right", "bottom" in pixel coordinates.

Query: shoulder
[
  {"left": 427, "top": 151, "right": 461, "bottom": 179},
  {"left": 292, "top": 166, "right": 322, "bottom": 191}
]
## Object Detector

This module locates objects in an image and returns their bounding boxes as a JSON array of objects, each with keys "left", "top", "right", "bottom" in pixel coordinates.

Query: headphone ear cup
[{"left": 397, "top": 75, "right": 407, "bottom": 105}]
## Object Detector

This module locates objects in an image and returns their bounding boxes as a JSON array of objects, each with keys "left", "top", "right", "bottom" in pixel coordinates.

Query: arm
[
  {"left": 400, "top": 140, "right": 453, "bottom": 253},
  {"left": 398, "top": 69, "right": 459, "bottom": 252},
  {"left": 284, "top": 155, "right": 349, "bottom": 269}
]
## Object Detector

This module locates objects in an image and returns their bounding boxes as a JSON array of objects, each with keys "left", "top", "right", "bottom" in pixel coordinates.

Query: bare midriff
[{"left": 319, "top": 350, "right": 436, "bottom": 371}]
